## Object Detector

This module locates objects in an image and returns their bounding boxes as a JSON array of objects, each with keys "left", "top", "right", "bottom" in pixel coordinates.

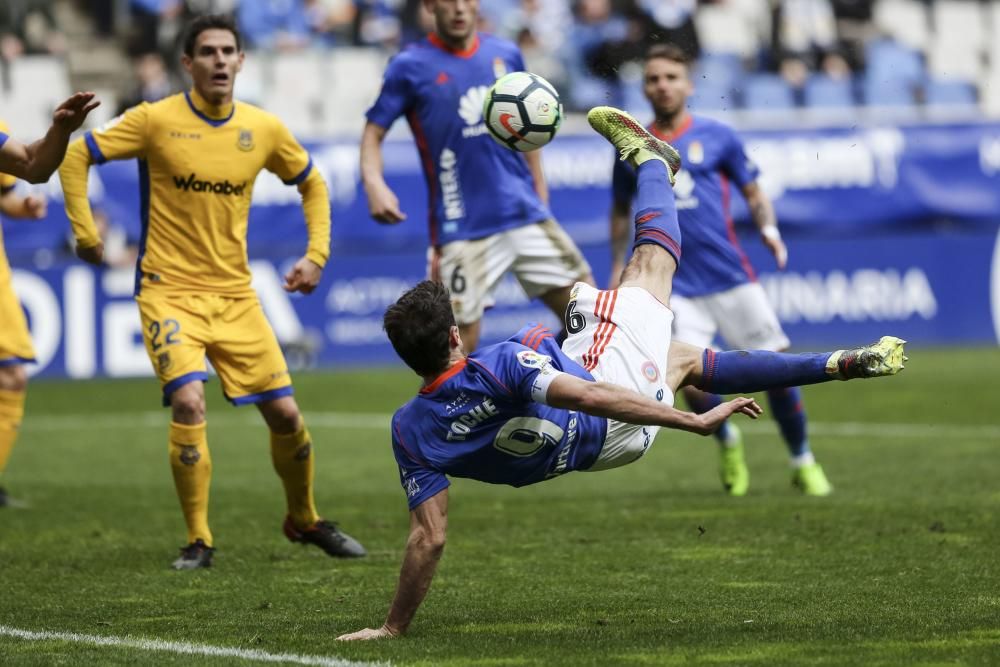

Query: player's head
[
  {"left": 423, "top": 0, "right": 479, "bottom": 46},
  {"left": 181, "top": 14, "right": 244, "bottom": 104},
  {"left": 643, "top": 44, "right": 693, "bottom": 119},
  {"left": 384, "top": 280, "right": 462, "bottom": 377}
]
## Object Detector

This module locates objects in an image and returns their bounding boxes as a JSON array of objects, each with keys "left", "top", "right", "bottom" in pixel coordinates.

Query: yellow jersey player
[
  {"left": 0, "top": 119, "right": 49, "bottom": 508},
  {"left": 59, "top": 15, "right": 366, "bottom": 569},
  {"left": 0, "top": 92, "right": 99, "bottom": 183}
]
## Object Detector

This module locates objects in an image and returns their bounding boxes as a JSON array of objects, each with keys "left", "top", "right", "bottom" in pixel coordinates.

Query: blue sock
[
  {"left": 684, "top": 390, "right": 732, "bottom": 444},
  {"left": 633, "top": 160, "right": 681, "bottom": 265},
  {"left": 767, "top": 387, "right": 809, "bottom": 458},
  {"left": 697, "top": 349, "right": 832, "bottom": 395}
]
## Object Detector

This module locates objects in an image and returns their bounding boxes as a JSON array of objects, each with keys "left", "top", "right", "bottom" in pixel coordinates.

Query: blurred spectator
[
  {"left": 494, "top": 0, "right": 570, "bottom": 90},
  {"left": 304, "top": 0, "right": 357, "bottom": 45},
  {"left": 398, "top": 0, "right": 434, "bottom": 45},
  {"left": 238, "top": 0, "right": 312, "bottom": 51},
  {"left": 773, "top": 0, "right": 851, "bottom": 89},
  {"left": 128, "top": 0, "right": 184, "bottom": 56},
  {"left": 0, "top": 0, "right": 66, "bottom": 61},
  {"left": 830, "top": 0, "right": 874, "bottom": 71},
  {"left": 117, "top": 52, "right": 174, "bottom": 115},
  {"left": 353, "top": 0, "right": 404, "bottom": 49},
  {"left": 566, "top": 0, "right": 640, "bottom": 108},
  {"left": 631, "top": 0, "right": 699, "bottom": 59}
]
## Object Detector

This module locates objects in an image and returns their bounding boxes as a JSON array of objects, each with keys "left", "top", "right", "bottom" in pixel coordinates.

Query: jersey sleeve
[
  {"left": 366, "top": 55, "right": 414, "bottom": 130},
  {"left": 85, "top": 104, "right": 150, "bottom": 164},
  {"left": 0, "top": 120, "right": 13, "bottom": 191},
  {"left": 718, "top": 126, "right": 760, "bottom": 188},
  {"left": 392, "top": 418, "right": 450, "bottom": 511},
  {"left": 265, "top": 118, "right": 313, "bottom": 185},
  {"left": 611, "top": 158, "right": 637, "bottom": 206},
  {"left": 475, "top": 340, "right": 566, "bottom": 405}
]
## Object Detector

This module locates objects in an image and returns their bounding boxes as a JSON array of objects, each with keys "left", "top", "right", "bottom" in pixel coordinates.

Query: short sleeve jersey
[
  {"left": 0, "top": 118, "right": 18, "bottom": 283},
  {"left": 366, "top": 32, "right": 551, "bottom": 246},
  {"left": 391, "top": 324, "right": 609, "bottom": 510},
  {"left": 83, "top": 92, "right": 315, "bottom": 296},
  {"left": 612, "top": 115, "right": 760, "bottom": 297}
]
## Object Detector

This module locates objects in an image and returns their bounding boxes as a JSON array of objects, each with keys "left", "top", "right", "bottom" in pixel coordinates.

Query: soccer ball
[{"left": 483, "top": 71, "right": 562, "bottom": 152}]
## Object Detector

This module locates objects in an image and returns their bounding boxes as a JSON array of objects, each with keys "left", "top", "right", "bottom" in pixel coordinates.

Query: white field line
[
  {"left": 20, "top": 411, "right": 1000, "bottom": 441},
  {"left": 0, "top": 625, "right": 389, "bottom": 667}
]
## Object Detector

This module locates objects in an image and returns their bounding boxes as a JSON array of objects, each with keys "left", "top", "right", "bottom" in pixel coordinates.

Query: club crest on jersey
[
  {"left": 404, "top": 474, "right": 421, "bottom": 498},
  {"left": 641, "top": 360, "right": 659, "bottom": 383},
  {"left": 687, "top": 141, "right": 704, "bottom": 164},
  {"left": 493, "top": 57, "right": 507, "bottom": 81},
  {"left": 237, "top": 129, "right": 255, "bottom": 151},
  {"left": 517, "top": 350, "right": 550, "bottom": 369}
]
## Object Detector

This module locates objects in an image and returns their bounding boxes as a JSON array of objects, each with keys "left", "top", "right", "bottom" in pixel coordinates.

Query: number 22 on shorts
[{"left": 149, "top": 318, "right": 181, "bottom": 351}]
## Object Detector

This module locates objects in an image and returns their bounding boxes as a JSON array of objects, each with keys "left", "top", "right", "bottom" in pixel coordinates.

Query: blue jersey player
[
  {"left": 610, "top": 45, "right": 829, "bottom": 497},
  {"left": 338, "top": 107, "right": 906, "bottom": 640},
  {"left": 360, "top": 0, "right": 593, "bottom": 352}
]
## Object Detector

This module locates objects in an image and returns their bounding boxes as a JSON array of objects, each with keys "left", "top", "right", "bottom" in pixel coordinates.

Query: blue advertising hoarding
[{"left": 4, "top": 120, "right": 1000, "bottom": 379}]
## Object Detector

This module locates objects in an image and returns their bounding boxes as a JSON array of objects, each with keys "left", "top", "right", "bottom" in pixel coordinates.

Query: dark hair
[
  {"left": 183, "top": 14, "right": 242, "bottom": 57},
  {"left": 383, "top": 280, "right": 456, "bottom": 377},
  {"left": 644, "top": 44, "right": 691, "bottom": 70}
]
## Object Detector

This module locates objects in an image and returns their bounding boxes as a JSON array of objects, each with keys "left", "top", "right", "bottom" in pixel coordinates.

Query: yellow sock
[
  {"left": 270, "top": 422, "right": 319, "bottom": 529},
  {"left": 0, "top": 389, "right": 26, "bottom": 475},
  {"left": 168, "top": 421, "right": 213, "bottom": 547}
]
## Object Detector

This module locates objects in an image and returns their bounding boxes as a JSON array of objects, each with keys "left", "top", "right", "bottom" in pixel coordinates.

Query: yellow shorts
[
  {"left": 136, "top": 292, "right": 292, "bottom": 407},
  {"left": 0, "top": 276, "right": 35, "bottom": 367}
]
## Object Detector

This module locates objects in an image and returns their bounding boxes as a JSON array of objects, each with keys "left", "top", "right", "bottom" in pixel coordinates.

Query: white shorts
[
  {"left": 671, "top": 282, "right": 790, "bottom": 351},
  {"left": 430, "top": 220, "right": 591, "bottom": 326},
  {"left": 559, "top": 283, "right": 674, "bottom": 471}
]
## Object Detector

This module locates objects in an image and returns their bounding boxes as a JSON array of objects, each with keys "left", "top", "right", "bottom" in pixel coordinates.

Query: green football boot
[
  {"left": 826, "top": 336, "right": 907, "bottom": 380},
  {"left": 792, "top": 462, "right": 833, "bottom": 496},
  {"left": 718, "top": 424, "right": 749, "bottom": 496},
  {"left": 586, "top": 106, "right": 681, "bottom": 183}
]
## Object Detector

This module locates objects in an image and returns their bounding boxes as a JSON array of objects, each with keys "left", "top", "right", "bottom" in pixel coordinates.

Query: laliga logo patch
[
  {"left": 517, "top": 350, "right": 550, "bottom": 369},
  {"left": 237, "top": 128, "right": 254, "bottom": 152},
  {"left": 687, "top": 141, "right": 704, "bottom": 165},
  {"left": 295, "top": 442, "right": 312, "bottom": 461},
  {"left": 157, "top": 351, "right": 172, "bottom": 374},
  {"left": 493, "top": 57, "right": 507, "bottom": 81},
  {"left": 179, "top": 445, "right": 201, "bottom": 466},
  {"left": 641, "top": 360, "right": 659, "bottom": 383}
]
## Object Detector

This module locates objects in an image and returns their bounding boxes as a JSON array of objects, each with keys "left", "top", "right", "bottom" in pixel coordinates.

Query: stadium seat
[
  {"left": 927, "top": 41, "right": 985, "bottom": 82},
  {"left": 269, "top": 52, "right": 326, "bottom": 137},
  {"left": 0, "top": 56, "right": 71, "bottom": 137},
  {"left": 925, "top": 79, "right": 977, "bottom": 106},
  {"left": 695, "top": 5, "right": 759, "bottom": 59},
  {"left": 324, "top": 48, "right": 387, "bottom": 135},
  {"left": 693, "top": 52, "right": 743, "bottom": 93},
  {"left": 863, "top": 78, "right": 915, "bottom": 107},
  {"left": 688, "top": 83, "right": 735, "bottom": 113},
  {"left": 804, "top": 76, "right": 855, "bottom": 108},
  {"left": 873, "top": 0, "right": 930, "bottom": 51},
  {"left": 865, "top": 39, "right": 924, "bottom": 90},
  {"left": 742, "top": 75, "right": 795, "bottom": 110},
  {"left": 932, "top": 0, "right": 985, "bottom": 52}
]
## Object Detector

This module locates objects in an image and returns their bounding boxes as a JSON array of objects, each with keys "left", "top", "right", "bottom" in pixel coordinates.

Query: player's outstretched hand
[
  {"left": 366, "top": 181, "right": 407, "bottom": 224},
  {"left": 23, "top": 196, "right": 47, "bottom": 219},
  {"left": 75, "top": 242, "right": 104, "bottom": 266},
  {"left": 763, "top": 234, "right": 788, "bottom": 270},
  {"left": 696, "top": 397, "right": 762, "bottom": 435},
  {"left": 283, "top": 257, "right": 323, "bottom": 294},
  {"left": 336, "top": 626, "right": 399, "bottom": 641},
  {"left": 52, "top": 92, "right": 100, "bottom": 133}
]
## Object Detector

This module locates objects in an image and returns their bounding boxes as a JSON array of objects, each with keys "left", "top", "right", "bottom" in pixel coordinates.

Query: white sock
[{"left": 791, "top": 452, "right": 815, "bottom": 468}]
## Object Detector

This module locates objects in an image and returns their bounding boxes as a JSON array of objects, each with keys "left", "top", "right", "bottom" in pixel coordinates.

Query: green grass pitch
[{"left": 1, "top": 347, "right": 999, "bottom": 665}]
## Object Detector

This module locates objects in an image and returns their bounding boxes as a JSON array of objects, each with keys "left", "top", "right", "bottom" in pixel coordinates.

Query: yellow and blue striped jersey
[
  {"left": 63, "top": 90, "right": 330, "bottom": 296},
  {"left": 0, "top": 119, "right": 18, "bottom": 284}
]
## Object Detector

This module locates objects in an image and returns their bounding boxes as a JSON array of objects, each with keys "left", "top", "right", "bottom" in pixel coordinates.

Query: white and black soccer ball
[{"left": 483, "top": 71, "right": 562, "bottom": 152}]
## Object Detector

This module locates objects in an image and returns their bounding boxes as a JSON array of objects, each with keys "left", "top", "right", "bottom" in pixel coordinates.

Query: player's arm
[
  {"left": 545, "top": 373, "right": 761, "bottom": 436},
  {"left": 742, "top": 181, "right": 786, "bottom": 269},
  {"left": 360, "top": 121, "right": 406, "bottom": 224},
  {"left": 0, "top": 184, "right": 47, "bottom": 220},
  {"left": 337, "top": 488, "right": 449, "bottom": 641},
  {"left": 524, "top": 149, "right": 549, "bottom": 205},
  {"left": 265, "top": 120, "right": 331, "bottom": 294},
  {"left": 59, "top": 103, "right": 148, "bottom": 265},
  {"left": 0, "top": 92, "right": 99, "bottom": 184}
]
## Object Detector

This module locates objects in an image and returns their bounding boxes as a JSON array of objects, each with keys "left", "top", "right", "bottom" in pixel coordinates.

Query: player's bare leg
[
  {"left": 0, "top": 364, "right": 28, "bottom": 508},
  {"left": 258, "top": 396, "right": 366, "bottom": 558},
  {"left": 168, "top": 381, "right": 214, "bottom": 569}
]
